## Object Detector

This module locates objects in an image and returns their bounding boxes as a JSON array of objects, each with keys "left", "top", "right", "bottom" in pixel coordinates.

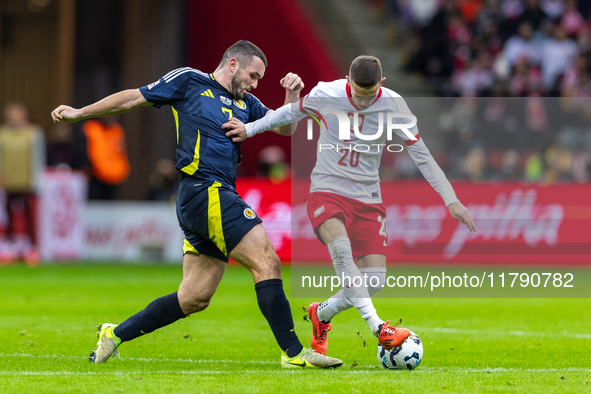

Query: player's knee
[
  {"left": 360, "top": 267, "right": 387, "bottom": 297},
  {"left": 178, "top": 287, "right": 213, "bottom": 314},
  {"left": 262, "top": 241, "right": 281, "bottom": 271},
  {"left": 249, "top": 241, "right": 281, "bottom": 280},
  {"left": 183, "top": 297, "right": 211, "bottom": 314}
]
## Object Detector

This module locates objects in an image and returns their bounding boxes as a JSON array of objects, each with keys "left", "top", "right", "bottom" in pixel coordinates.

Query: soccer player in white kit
[{"left": 223, "top": 56, "right": 477, "bottom": 355}]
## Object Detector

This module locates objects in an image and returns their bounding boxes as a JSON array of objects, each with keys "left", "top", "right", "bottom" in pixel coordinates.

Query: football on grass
[{"left": 377, "top": 330, "right": 423, "bottom": 370}]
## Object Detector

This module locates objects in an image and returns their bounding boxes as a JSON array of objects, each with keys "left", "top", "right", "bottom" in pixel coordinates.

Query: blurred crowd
[
  {"left": 385, "top": 0, "right": 591, "bottom": 97},
  {"left": 382, "top": 96, "right": 591, "bottom": 183},
  {"left": 368, "top": 0, "right": 591, "bottom": 183}
]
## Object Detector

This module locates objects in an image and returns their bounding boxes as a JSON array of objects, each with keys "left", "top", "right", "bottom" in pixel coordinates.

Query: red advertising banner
[{"left": 236, "top": 179, "right": 591, "bottom": 265}]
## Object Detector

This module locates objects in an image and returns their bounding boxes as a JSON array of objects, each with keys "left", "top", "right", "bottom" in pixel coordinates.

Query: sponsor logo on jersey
[
  {"left": 234, "top": 99, "right": 246, "bottom": 109},
  {"left": 243, "top": 208, "right": 256, "bottom": 219},
  {"left": 220, "top": 96, "right": 232, "bottom": 106},
  {"left": 147, "top": 80, "right": 160, "bottom": 90},
  {"left": 314, "top": 205, "right": 325, "bottom": 218},
  {"left": 201, "top": 89, "right": 215, "bottom": 98}
]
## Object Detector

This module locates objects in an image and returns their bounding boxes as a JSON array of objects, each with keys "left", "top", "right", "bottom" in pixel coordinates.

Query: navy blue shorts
[{"left": 176, "top": 178, "right": 262, "bottom": 262}]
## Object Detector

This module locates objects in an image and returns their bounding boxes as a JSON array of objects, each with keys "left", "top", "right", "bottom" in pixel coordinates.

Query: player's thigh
[
  {"left": 178, "top": 252, "right": 227, "bottom": 314},
  {"left": 307, "top": 192, "right": 352, "bottom": 245},
  {"left": 356, "top": 254, "right": 386, "bottom": 269},
  {"left": 229, "top": 223, "right": 281, "bottom": 283},
  {"left": 349, "top": 202, "right": 387, "bottom": 259}
]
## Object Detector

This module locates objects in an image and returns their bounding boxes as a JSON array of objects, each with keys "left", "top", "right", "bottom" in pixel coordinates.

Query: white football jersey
[
  {"left": 301, "top": 79, "right": 420, "bottom": 204},
  {"left": 243, "top": 79, "right": 459, "bottom": 207}
]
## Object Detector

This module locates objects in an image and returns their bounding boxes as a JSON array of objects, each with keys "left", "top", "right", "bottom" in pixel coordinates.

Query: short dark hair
[
  {"left": 349, "top": 55, "right": 382, "bottom": 88},
  {"left": 219, "top": 40, "right": 267, "bottom": 69}
]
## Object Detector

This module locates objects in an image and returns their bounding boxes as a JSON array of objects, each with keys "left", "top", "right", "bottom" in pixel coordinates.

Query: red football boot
[
  {"left": 307, "top": 302, "right": 332, "bottom": 355},
  {"left": 378, "top": 320, "right": 410, "bottom": 350}
]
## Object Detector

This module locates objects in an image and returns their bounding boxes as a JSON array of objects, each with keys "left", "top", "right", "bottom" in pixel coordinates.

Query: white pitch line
[
  {"left": 1, "top": 368, "right": 591, "bottom": 377},
  {"left": 2, "top": 354, "right": 591, "bottom": 375},
  {"left": 410, "top": 326, "right": 591, "bottom": 339},
  {"left": 0, "top": 353, "right": 275, "bottom": 365}
]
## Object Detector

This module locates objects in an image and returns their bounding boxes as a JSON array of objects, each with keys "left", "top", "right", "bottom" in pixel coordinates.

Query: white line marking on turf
[
  {"left": 0, "top": 353, "right": 275, "bottom": 364},
  {"left": 2, "top": 368, "right": 591, "bottom": 377},
  {"left": 410, "top": 326, "right": 591, "bottom": 339},
  {"left": 2, "top": 354, "right": 591, "bottom": 375}
]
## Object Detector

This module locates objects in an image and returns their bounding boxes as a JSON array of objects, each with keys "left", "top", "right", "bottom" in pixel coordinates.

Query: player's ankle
[{"left": 367, "top": 315, "right": 385, "bottom": 337}]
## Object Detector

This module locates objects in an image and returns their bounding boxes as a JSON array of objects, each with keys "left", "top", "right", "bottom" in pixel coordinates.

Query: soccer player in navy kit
[{"left": 51, "top": 40, "right": 342, "bottom": 369}]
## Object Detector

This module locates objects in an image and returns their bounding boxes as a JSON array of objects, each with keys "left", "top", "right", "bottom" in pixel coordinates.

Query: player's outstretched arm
[
  {"left": 223, "top": 103, "right": 305, "bottom": 142},
  {"left": 51, "top": 89, "right": 152, "bottom": 124}
]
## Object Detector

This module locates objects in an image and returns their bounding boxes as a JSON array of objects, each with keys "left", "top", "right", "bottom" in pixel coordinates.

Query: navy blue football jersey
[{"left": 139, "top": 67, "right": 270, "bottom": 189}]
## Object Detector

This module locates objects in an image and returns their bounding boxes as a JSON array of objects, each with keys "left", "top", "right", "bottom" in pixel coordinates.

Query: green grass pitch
[{"left": 1, "top": 263, "right": 590, "bottom": 393}]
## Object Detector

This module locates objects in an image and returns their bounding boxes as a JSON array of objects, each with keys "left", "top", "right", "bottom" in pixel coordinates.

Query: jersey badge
[
  {"left": 147, "top": 80, "right": 160, "bottom": 90},
  {"left": 234, "top": 99, "right": 246, "bottom": 109},
  {"left": 220, "top": 96, "right": 232, "bottom": 106},
  {"left": 243, "top": 208, "right": 256, "bottom": 219}
]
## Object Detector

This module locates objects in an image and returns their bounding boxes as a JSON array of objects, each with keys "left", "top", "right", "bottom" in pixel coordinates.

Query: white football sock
[
  {"left": 317, "top": 236, "right": 384, "bottom": 335},
  {"left": 361, "top": 267, "right": 387, "bottom": 297},
  {"left": 317, "top": 267, "right": 387, "bottom": 323}
]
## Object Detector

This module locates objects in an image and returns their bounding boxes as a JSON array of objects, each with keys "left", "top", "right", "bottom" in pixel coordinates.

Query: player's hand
[
  {"left": 280, "top": 72, "right": 304, "bottom": 94},
  {"left": 448, "top": 202, "right": 477, "bottom": 232},
  {"left": 51, "top": 105, "right": 82, "bottom": 124},
  {"left": 223, "top": 118, "right": 247, "bottom": 142}
]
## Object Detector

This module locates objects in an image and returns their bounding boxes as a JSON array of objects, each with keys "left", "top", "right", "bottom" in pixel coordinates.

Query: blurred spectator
[
  {"left": 577, "top": 24, "right": 591, "bottom": 52},
  {"left": 500, "top": 149, "right": 523, "bottom": 179},
  {"left": 524, "top": 151, "right": 545, "bottom": 181},
  {"left": 516, "top": 0, "right": 548, "bottom": 31},
  {"left": 401, "top": 0, "right": 440, "bottom": 27},
  {"left": 462, "top": 146, "right": 494, "bottom": 180},
  {"left": 0, "top": 103, "right": 45, "bottom": 265},
  {"left": 503, "top": 21, "right": 541, "bottom": 66},
  {"left": 82, "top": 117, "right": 130, "bottom": 200},
  {"left": 452, "top": 51, "right": 495, "bottom": 96},
  {"left": 544, "top": 143, "right": 573, "bottom": 181},
  {"left": 258, "top": 145, "right": 289, "bottom": 183},
  {"left": 456, "top": 0, "right": 484, "bottom": 25},
  {"left": 561, "top": 51, "right": 591, "bottom": 96},
  {"left": 145, "top": 158, "right": 179, "bottom": 202},
  {"left": 47, "top": 123, "right": 75, "bottom": 168},
  {"left": 502, "top": 0, "right": 525, "bottom": 20},
  {"left": 477, "top": 0, "right": 503, "bottom": 35},
  {"left": 509, "top": 58, "right": 539, "bottom": 95},
  {"left": 541, "top": 0, "right": 565, "bottom": 21},
  {"left": 405, "top": 0, "right": 456, "bottom": 78},
  {"left": 560, "top": 0, "right": 585, "bottom": 37},
  {"left": 541, "top": 23, "right": 579, "bottom": 90},
  {"left": 46, "top": 122, "right": 90, "bottom": 171},
  {"left": 570, "top": 151, "right": 591, "bottom": 182}
]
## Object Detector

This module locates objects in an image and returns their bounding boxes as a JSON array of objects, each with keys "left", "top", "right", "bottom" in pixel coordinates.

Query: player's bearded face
[
  {"left": 230, "top": 73, "right": 249, "bottom": 100},
  {"left": 230, "top": 57, "right": 265, "bottom": 100}
]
